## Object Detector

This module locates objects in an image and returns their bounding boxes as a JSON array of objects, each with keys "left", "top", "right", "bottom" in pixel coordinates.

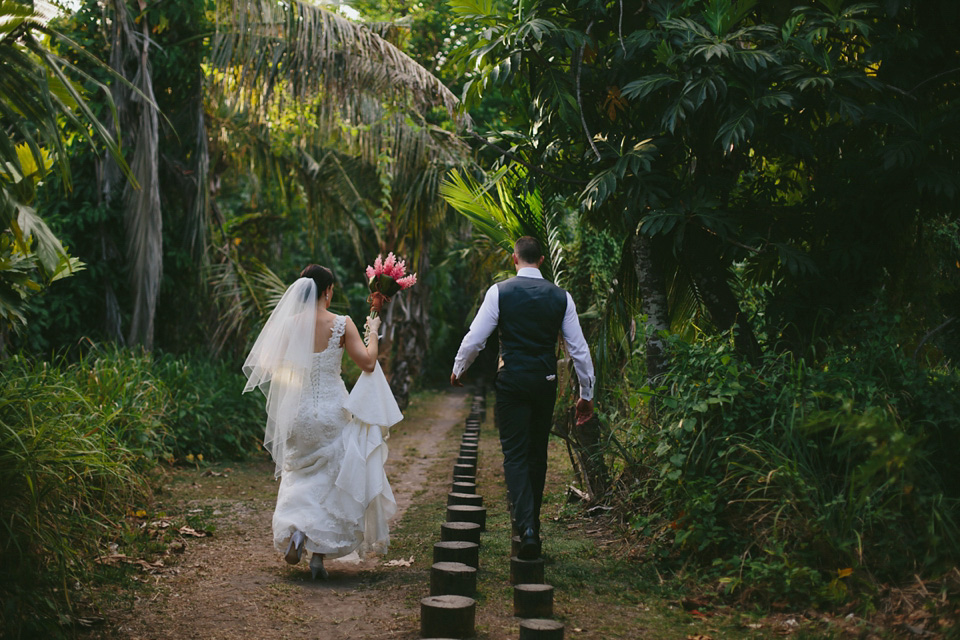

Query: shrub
[
  {"left": 151, "top": 352, "right": 264, "bottom": 462},
  {"left": 621, "top": 314, "right": 960, "bottom": 605},
  {"left": 0, "top": 346, "right": 265, "bottom": 637},
  {"left": 0, "top": 353, "right": 160, "bottom": 638}
]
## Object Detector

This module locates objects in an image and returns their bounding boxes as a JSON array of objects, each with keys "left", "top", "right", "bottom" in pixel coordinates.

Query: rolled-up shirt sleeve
[
  {"left": 562, "top": 292, "right": 595, "bottom": 401},
  {"left": 452, "top": 284, "right": 499, "bottom": 379}
]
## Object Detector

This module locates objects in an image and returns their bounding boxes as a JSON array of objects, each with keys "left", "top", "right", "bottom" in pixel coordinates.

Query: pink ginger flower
[
  {"left": 383, "top": 252, "right": 396, "bottom": 276},
  {"left": 373, "top": 254, "right": 383, "bottom": 275},
  {"left": 365, "top": 265, "right": 376, "bottom": 280},
  {"left": 396, "top": 274, "right": 417, "bottom": 289}
]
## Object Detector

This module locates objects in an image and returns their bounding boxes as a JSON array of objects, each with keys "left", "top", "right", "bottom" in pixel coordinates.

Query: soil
[{"left": 105, "top": 390, "right": 471, "bottom": 640}]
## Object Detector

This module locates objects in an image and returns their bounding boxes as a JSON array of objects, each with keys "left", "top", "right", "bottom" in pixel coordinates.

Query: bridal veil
[{"left": 242, "top": 277, "right": 317, "bottom": 477}]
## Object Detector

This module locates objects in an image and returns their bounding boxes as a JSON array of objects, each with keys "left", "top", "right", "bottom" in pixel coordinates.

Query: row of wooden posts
[{"left": 419, "top": 394, "right": 566, "bottom": 639}]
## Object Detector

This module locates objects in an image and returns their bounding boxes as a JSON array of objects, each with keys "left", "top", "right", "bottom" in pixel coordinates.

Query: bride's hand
[{"left": 365, "top": 316, "right": 381, "bottom": 337}]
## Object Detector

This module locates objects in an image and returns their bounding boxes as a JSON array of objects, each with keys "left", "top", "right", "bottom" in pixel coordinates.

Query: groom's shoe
[{"left": 518, "top": 528, "right": 540, "bottom": 560}]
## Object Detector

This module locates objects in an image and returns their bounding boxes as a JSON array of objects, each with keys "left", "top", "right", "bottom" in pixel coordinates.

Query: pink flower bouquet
[{"left": 365, "top": 252, "right": 417, "bottom": 316}]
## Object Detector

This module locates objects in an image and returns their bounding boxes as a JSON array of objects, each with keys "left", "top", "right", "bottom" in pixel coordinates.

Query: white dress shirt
[{"left": 452, "top": 267, "right": 596, "bottom": 401}]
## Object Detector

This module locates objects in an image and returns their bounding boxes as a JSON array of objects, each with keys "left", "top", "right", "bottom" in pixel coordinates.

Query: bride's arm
[{"left": 344, "top": 316, "right": 379, "bottom": 373}]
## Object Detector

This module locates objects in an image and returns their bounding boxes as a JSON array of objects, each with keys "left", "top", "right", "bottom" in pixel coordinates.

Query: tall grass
[
  {"left": 0, "top": 346, "right": 264, "bottom": 637},
  {"left": 0, "top": 354, "right": 160, "bottom": 638}
]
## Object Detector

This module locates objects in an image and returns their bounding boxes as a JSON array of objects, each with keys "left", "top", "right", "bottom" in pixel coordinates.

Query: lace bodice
[
  {"left": 309, "top": 314, "right": 347, "bottom": 397},
  {"left": 282, "top": 315, "right": 349, "bottom": 472}
]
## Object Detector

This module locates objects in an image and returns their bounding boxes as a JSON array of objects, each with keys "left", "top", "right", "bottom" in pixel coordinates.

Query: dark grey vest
[{"left": 497, "top": 276, "right": 567, "bottom": 376}]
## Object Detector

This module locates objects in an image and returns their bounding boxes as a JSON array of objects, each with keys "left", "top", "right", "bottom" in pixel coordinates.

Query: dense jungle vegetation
[{"left": 1, "top": 0, "right": 958, "bottom": 636}]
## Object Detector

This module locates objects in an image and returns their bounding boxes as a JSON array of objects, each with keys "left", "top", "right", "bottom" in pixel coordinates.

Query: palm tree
[{"left": 97, "top": 0, "right": 466, "bottom": 352}]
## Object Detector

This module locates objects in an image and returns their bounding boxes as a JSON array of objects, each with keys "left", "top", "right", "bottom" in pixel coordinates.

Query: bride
[{"left": 242, "top": 264, "right": 401, "bottom": 579}]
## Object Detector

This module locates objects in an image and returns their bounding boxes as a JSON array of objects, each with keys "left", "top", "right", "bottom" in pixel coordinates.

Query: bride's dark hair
[{"left": 301, "top": 264, "right": 335, "bottom": 298}]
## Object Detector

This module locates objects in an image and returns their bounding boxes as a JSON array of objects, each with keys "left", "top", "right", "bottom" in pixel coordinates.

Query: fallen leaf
[
  {"left": 178, "top": 526, "right": 207, "bottom": 538},
  {"left": 383, "top": 556, "right": 414, "bottom": 567}
]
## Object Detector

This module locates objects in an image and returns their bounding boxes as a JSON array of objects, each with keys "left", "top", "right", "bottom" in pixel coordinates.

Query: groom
[{"left": 451, "top": 236, "right": 595, "bottom": 560}]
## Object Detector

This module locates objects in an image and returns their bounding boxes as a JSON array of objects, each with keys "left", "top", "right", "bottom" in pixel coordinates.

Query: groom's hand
[
  {"left": 575, "top": 398, "right": 594, "bottom": 425},
  {"left": 450, "top": 373, "right": 464, "bottom": 387}
]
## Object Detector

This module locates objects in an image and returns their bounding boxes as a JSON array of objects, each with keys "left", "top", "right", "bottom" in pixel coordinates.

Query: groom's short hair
[{"left": 514, "top": 236, "right": 543, "bottom": 264}]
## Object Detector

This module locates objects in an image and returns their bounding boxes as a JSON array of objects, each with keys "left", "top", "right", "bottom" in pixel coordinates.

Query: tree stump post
[
  {"left": 514, "top": 584, "right": 554, "bottom": 618},
  {"left": 420, "top": 594, "right": 475, "bottom": 638},
  {"left": 518, "top": 619, "right": 564, "bottom": 639},
  {"left": 440, "top": 521, "right": 481, "bottom": 545},
  {"left": 447, "top": 505, "right": 486, "bottom": 530},
  {"left": 433, "top": 541, "right": 479, "bottom": 569},
  {"left": 456, "top": 455, "right": 477, "bottom": 471},
  {"left": 447, "top": 492, "right": 483, "bottom": 508},
  {"left": 452, "top": 463, "right": 474, "bottom": 480},
  {"left": 510, "top": 556, "right": 545, "bottom": 584},
  {"left": 451, "top": 481, "right": 476, "bottom": 494},
  {"left": 429, "top": 562, "right": 477, "bottom": 597}
]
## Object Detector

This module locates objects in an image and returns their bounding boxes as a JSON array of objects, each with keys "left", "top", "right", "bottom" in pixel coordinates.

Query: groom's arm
[
  {"left": 451, "top": 284, "right": 500, "bottom": 384},
  {"left": 561, "top": 293, "right": 596, "bottom": 404}
]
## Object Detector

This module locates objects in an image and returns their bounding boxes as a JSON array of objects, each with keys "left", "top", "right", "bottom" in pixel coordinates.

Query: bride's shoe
[
  {"left": 284, "top": 530, "right": 306, "bottom": 565},
  {"left": 309, "top": 553, "right": 328, "bottom": 580}
]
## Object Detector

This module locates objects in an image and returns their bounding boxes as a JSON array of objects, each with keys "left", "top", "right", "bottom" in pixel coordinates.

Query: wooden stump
[
  {"left": 456, "top": 457, "right": 478, "bottom": 473},
  {"left": 451, "top": 481, "right": 476, "bottom": 494},
  {"left": 430, "top": 562, "right": 477, "bottom": 597},
  {"left": 434, "top": 541, "right": 479, "bottom": 569},
  {"left": 447, "top": 492, "right": 483, "bottom": 507},
  {"left": 518, "top": 619, "right": 564, "bottom": 639},
  {"left": 511, "top": 535, "right": 521, "bottom": 557},
  {"left": 440, "top": 521, "right": 481, "bottom": 545},
  {"left": 510, "top": 556, "right": 545, "bottom": 585},
  {"left": 447, "top": 505, "right": 487, "bottom": 531},
  {"left": 420, "top": 594, "right": 475, "bottom": 638},
  {"left": 514, "top": 584, "right": 554, "bottom": 618},
  {"left": 453, "top": 474, "right": 474, "bottom": 484},
  {"left": 459, "top": 446, "right": 478, "bottom": 458},
  {"left": 452, "top": 463, "right": 474, "bottom": 479}
]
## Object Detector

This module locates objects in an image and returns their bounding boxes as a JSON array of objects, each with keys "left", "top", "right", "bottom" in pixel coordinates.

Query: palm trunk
[
  {"left": 387, "top": 252, "right": 430, "bottom": 410},
  {"left": 632, "top": 232, "right": 670, "bottom": 385}
]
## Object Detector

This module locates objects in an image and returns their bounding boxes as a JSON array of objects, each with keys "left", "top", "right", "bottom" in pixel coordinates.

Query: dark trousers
[{"left": 494, "top": 370, "right": 558, "bottom": 536}]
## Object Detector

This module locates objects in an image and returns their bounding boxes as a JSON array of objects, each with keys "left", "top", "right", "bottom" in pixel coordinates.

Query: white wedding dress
[{"left": 272, "top": 315, "right": 400, "bottom": 559}]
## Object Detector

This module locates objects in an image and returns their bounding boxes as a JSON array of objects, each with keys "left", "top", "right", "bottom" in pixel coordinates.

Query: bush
[
  {"left": 621, "top": 314, "right": 960, "bottom": 605},
  {"left": 0, "top": 353, "right": 161, "bottom": 637},
  {"left": 0, "top": 346, "right": 265, "bottom": 637},
  {"left": 151, "top": 352, "right": 264, "bottom": 462}
]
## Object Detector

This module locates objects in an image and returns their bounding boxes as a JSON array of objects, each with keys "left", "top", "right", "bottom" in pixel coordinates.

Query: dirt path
[{"left": 109, "top": 390, "right": 470, "bottom": 640}]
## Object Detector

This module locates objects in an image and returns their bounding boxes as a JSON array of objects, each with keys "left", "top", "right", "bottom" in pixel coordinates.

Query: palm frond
[{"left": 210, "top": 0, "right": 462, "bottom": 121}]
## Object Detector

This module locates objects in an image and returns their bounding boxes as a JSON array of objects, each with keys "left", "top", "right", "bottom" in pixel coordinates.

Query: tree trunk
[
  {"left": 387, "top": 252, "right": 430, "bottom": 410},
  {"left": 632, "top": 232, "right": 670, "bottom": 385}
]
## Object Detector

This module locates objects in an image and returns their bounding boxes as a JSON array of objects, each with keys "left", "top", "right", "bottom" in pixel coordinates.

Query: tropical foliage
[
  {"left": 443, "top": 0, "right": 960, "bottom": 606},
  {"left": 3, "top": 0, "right": 960, "bottom": 633}
]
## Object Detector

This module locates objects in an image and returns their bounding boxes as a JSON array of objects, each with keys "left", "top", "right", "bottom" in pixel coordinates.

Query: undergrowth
[
  {"left": 614, "top": 313, "right": 960, "bottom": 608},
  {"left": 0, "top": 345, "right": 263, "bottom": 638}
]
